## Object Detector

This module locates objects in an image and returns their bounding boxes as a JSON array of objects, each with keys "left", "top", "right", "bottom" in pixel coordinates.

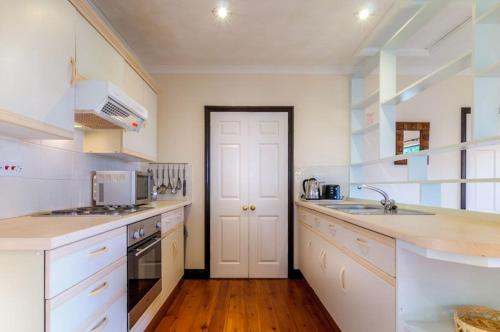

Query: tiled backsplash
[{"left": 0, "top": 130, "right": 141, "bottom": 219}]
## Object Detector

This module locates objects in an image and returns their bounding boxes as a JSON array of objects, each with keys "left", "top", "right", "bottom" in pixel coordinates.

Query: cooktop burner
[{"left": 33, "top": 205, "right": 153, "bottom": 217}]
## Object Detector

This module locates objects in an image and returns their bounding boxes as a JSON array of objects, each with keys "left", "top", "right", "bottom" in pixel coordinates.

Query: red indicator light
[{"left": 132, "top": 122, "right": 138, "bottom": 128}]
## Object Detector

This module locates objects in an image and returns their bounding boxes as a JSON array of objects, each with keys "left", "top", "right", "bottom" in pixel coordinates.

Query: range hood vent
[{"left": 75, "top": 80, "right": 148, "bottom": 131}]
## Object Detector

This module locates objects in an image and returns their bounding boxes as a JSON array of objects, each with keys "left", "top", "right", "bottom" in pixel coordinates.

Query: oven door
[
  {"left": 127, "top": 232, "right": 162, "bottom": 327},
  {"left": 135, "top": 172, "right": 152, "bottom": 205}
]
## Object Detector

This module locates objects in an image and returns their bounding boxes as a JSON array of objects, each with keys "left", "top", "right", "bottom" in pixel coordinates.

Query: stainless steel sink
[{"left": 325, "top": 204, "right": 434, "bottom": 215}]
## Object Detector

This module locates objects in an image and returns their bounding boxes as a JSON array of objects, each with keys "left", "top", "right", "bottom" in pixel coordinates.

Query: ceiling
[{"left": 90, "top": 0, "right": 473, "bottom": 74}]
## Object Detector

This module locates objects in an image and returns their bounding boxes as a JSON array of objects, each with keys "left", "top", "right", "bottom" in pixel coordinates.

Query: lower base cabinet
[
  {"left": 162, "top": 223, "right": 184, "bottom": 297},
  {"left": 299, "top": 212, "right": 396, "bottom": 332},
  {"left": 84, "top": 293, "right": 127, "bottom": 332}
]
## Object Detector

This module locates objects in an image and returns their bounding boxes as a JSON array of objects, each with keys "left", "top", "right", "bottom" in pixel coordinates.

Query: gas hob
[{"left": 32, "top": 205, "right": 153, "bottom": 217}]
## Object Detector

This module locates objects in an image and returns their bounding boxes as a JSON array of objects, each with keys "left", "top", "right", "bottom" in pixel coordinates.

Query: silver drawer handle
[
  {"left": 90, "top": 316, "right": 107, "bottom": 332},
  {"left": 88, "top": 282, "right": 108, "bottom": 297},
  {"left": 135, "top": 237, "right": 161, "bottom": 257},
  {"left": 88, "top": 246, "right": 108, "bottom": 256}
]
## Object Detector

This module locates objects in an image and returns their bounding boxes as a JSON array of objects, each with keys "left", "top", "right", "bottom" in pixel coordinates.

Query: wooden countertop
[
  {"left": 296, "top": 200, "right": 500, "bottom": 258},
  {"left": 0, "top": 200, "right": 191, "bottom": 251}
]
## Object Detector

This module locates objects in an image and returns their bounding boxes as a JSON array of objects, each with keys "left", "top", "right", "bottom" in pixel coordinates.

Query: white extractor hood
[{"left": 75, "top": 80, "right": 148, "bottom": 131}]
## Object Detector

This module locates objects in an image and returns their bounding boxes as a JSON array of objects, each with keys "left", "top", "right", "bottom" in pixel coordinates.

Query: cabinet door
[
  {"left": 173, "top": 226, "right": 185, "bottom": 284},
  {"left": 305, "top": 227, "right": 322, "bottom": 293},
  {"left": 299, "top": 224, "right": 314, "bottom": 284},
  {"left": 318, "top": 238, "right": 345, "bottom": 327},
  {"left": 161, "top": 230, "right": 177, "bottom": 298},
  {"left": 123, "top": 65, "right": 144, "bottom": 104},
  {"left": 0, "top": 0, "right": 76, "bottom": 137},
  {"left": 122, "top": 84, "right": 157, "bottom": 161},
  {"left": 337, "top": 253, "right": 396, "bottom": 332},
  {"left": 75, "top": 14, "right": 125, "bottom": 88}
]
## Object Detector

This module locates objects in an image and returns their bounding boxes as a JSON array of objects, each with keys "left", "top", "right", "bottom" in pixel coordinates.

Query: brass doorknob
[
  {"left": 242, "top": 205, "right": 248, "bottom": 211},
  {"left": 250, "top": 205, "right": 256, "bottom": 211}
]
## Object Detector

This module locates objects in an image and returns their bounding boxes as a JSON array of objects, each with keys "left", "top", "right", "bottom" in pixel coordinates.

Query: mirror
[{"left": 395, "top": 122, "right": 430, "bottom": 165}]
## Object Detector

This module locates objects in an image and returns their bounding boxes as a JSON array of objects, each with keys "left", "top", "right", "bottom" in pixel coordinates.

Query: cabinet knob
[
  {"left": 242, "top": 205, "right": 248, "bottom": 211},
  {"left": 250, "top": 205, "right": 256, "bottom": 211}
]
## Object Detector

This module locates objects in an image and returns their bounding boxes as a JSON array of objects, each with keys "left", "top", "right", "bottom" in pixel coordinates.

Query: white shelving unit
[
  {"left": 351, "top": 135, "right": 500, "bottom": 167},
  {"left": 381, "top": 52, "right": 472, "bottom": 106},
  {"left": 349, "top": 0, "right": 500, "bottom": 208},
  {"left": 351, "top": 178, "right": 500, "bottom": 186},
  {"left": 352, "top": 90, "right": 379, "bottom": 110},
  {"left": 351, "top": 122, "right": 379, "bottom": 136},
  {"left": 476, "top": 3, "right": 500, "bottom": 24}
]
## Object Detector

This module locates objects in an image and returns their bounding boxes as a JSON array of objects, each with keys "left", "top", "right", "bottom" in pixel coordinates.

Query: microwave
[{"left": 93, "top": 171, "right": 152, "bottom": 206}]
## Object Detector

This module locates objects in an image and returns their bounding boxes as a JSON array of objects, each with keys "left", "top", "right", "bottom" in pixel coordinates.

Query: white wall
[
  {"left": 155, "top": 73, "right": 350, "bottom": 269},
  {"left": 0, "top": 130, "right": 140, "bottom": 219}
]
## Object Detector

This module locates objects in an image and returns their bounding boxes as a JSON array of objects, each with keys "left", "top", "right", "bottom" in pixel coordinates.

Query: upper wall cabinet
[
  {"left": 0, "top": 0, "right": 76, "bottom": 139},
  {"left": 122, "top": 84, "right": 158, "bottom": 161},
  {"left": 75, "top": 14, "right": 125, "bottom": 88},
  {"left": 75, "top": 10, "right": 158, "bottom": 162},
  {"left": 83, "top": 83, "right": 158, "bottom": 162}
]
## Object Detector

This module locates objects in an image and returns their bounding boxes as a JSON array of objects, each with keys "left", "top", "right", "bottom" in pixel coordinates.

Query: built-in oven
[{"left": 127, "top": 215, "right": 162, "bottom": 328}]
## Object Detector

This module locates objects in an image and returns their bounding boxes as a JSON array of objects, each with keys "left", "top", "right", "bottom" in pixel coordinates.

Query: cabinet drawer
[
  {"left": 342, "top": 224, "right": 395, "bottom": 276},
  {"left": 319, "top": 218, "right": 345, "bottom": 245},
  {"left": 298, "top": 208, "right": 313, "bottom": 227},
  {"left": 46, "top": 257, "right": 127, "bottom": 332},
  {"left": 45, "top": 227, "right": 126, "bottom": 298},
  {"left": 83, "top": 293, "right": 127, "bottom": 332},
  {"left": 161, "top": 208, "right": 184, "bottom": 235}
]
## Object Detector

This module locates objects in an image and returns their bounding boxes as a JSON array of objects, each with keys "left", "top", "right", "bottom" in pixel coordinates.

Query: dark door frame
[
  {"left": 197, "top": 106, "right": 295, "bottom": 279},
  {"left": 460, "top": 107, "right": 471, "bottom": 210}
]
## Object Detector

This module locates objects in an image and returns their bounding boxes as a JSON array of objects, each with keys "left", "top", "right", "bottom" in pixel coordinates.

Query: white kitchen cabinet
[
  {"left": 162, "top": 222, "right": 184, "bottom": 298},
  {"left": 337, "top": 252, "right": 395, "bottom": 332},
  {"left": 75, "top": 14, "right": 125, "bottom": 88},
  {"left": 0, "top": 227, "right": 127, "bottom": 332},
  {"left": 75, "top": 3, "right": 158, "bottom": 161},
  {"left": 123, "top": 64, "right": 145, "bottom": 104},
  {"left": 46, "top": 258, "right": 127, "bottom": 332},
  {"left": 122, "top": 84, "right": 158, "bottom": 161},
  {"left": 0, "top": 0, "right": 76, "bottom": 139},
  {"left": 85, "top": 293, "right": 127, "bottom": 332},
  {"left": 82, "top": 83, "right": 158, "bottom": 161},
  {"left": 298, "top": 207, "right": 396, "bottom": 332}
]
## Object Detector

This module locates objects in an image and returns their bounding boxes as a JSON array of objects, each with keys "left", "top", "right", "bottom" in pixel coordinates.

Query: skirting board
[{"left": 183, "top": 269, "right": 303, "bottom": 279}]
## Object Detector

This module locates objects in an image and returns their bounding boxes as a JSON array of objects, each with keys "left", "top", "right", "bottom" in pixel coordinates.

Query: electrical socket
[{"left": 0, "top": 163, "right": 23, "bottom": 177}]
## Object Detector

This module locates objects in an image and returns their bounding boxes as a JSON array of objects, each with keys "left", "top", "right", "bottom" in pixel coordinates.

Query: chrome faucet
[{"left": 357, "top": 185, "right": 397, "bottom": 210}]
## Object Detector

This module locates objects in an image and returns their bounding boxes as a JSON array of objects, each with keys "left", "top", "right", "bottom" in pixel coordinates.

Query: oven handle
[{"left": 134, "top": 237, "right": 161, "bottom": 257}]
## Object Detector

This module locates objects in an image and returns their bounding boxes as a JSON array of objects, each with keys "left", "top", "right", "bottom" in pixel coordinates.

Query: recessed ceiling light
[
  {"left": 356, "top": 7, "right": 373, "bottom": 21},
  {"left": 213, "top": 5, "right": 230, "bottom": 20}
]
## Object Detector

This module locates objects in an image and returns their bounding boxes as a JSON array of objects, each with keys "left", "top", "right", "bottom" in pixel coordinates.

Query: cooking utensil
[
  {"left": 148, "top": 169, "right": 158, "bottom": 201},
  {"left": 176, "top": 164, "right": 182, "bottom": 191},
  {"left": 166, "top": 164, "right": 172, "bottom": 190},
  {"left": 159, "top": 166, "right": 167, "bottom": 194},
  {"left": 182, "top": 164, "right": 186, "bottom": 196},
  {"left": 171, "top": 165, "right": 177, "bottom": 194}
]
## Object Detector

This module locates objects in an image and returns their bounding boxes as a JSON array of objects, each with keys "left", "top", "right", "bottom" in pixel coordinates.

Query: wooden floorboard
[{"left": 154, "top": 279, "right": 341, "bottom": 332}]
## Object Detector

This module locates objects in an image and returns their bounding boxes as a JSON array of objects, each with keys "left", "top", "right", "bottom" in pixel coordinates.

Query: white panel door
[
  {"left": 211, "top": 112, "right": 288, "bottom": 278},
  {"left": 248, "top": 113, "right": 288, "bottom": 278},
  {"left": 211, "top": 112, "right": 250, "bottom": 278}
]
